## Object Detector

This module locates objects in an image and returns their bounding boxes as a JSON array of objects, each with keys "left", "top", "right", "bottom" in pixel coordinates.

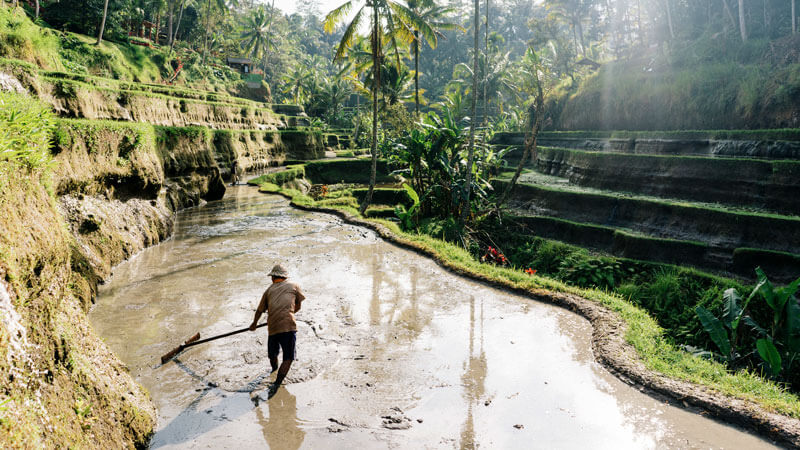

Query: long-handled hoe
[{"left": 160, "top": 323, "right": 268, "bottom": 364}]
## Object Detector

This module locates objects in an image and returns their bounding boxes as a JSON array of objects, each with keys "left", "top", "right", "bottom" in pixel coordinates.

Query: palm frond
[{"left": 324, "top": 1, "right": 354, "bottom": 33}]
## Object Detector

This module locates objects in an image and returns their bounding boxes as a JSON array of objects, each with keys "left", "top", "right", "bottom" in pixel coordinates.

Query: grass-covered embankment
[
  {"left": 533, "top": 146, "right": 800, "bottom": 215},
  {"left": 0, "top": 92, "right": 156, "bottom": 447},
  {"left": 0, "top": 6, "right": 247, "bottom": 94},
  {"left": 251, "top": 177, "right": 800, "bottom": 446}
]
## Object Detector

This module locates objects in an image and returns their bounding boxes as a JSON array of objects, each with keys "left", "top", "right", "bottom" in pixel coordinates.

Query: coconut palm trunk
[
  {"left": 460, "top": 0, "right": 480, "bottom": 224},
  {"left": 483, "top": 0, "right": 488, "bottom": 126},
  {"left": 498, "top": 79, "right": 543, "bottom": 208},
  {"left": 168, "top": 0, "right": 186, "bottom": 56},
  {"left": 97, "top": 0, "right": 110, "bottom": 45},
  {"left": 414, "top": 30, "right": 420, "bottom": 118},
  {"left": 202, "top": 0, "right": 212, "bottom": 64},
  {"left": 360, "top": 4, "right": 381, "bottom": 215},
  {"left": 738, "top": 0, "right": 747, "bottom": 41}
]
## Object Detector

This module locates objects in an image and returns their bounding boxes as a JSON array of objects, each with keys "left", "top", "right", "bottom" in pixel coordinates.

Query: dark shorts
[{"left": 267, "top": 331, "right": 296, "bottom": 361}]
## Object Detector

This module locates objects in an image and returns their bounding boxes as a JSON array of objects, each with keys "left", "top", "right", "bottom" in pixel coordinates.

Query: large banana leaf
[
  {"left": 756, "top": 338, "right": 782, "bottom": 376},
  {"left": 696, "top": 306, "right": 732, "bottom": 359}
]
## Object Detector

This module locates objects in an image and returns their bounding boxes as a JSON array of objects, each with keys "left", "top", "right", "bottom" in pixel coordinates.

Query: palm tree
[
  {"left": 325, "top": 0, "right": 417, "bottom": 214},
  {"left": 240, "top": 6, "right": 278, "bottom": 72},
  {"left": 202, "top": 0, "right": 238, "bottom": 64},
  {"left": 402, "top": 0, "right": 459, "bottom": 118},
  {"left": 168, "top": 0, "right": 195, "bottom": 56},
  {"left": 460, "top": 0, "right": 480, "bottom": 224},
  {"left": 282, "top": 64, "right": 311, "bottom": 104},
  {"left": 97, "top": 0, "right": 111, "bottom": 45}
]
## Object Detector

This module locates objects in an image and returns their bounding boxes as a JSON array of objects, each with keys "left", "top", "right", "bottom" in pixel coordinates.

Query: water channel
[{"left": 90, "top": 185, "right": 778, "bottom": 449}]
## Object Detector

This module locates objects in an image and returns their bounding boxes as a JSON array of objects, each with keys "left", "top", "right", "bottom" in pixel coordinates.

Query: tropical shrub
[{"left": 696, "top": 268, "right": 800, "bottom": 386}]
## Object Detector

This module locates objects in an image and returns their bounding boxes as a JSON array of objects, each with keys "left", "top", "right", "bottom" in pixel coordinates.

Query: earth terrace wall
[
  {"left": 0, "top": 117, "right": 267, "bottom": 447},
  {"left": 1, "top": 161, "right": 157, "bottom": 449},
  {"left": 212, "top": 129, "right": 325, "bottom": 177},
  {"left": 492, "top": 131, "right": 800, "bottom": 159},
  {"left": 38, "top": 77, "right": 286, "bottom": 130},
  {"left": 533, "top": 147, "right": 800, "bottom": 215},
  {"left": 495, "top": 180, "right": 800, "bottom": 280}
]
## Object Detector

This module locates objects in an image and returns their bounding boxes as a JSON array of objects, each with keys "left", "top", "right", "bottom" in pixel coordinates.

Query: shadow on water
[{"left": 151, "top": 359, "right": 274, "bottom": 448}]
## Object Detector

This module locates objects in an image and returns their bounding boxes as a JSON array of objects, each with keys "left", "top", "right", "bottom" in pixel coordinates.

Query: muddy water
[{"left": 91, "top": 186, "right": 777, "bottom": 449}]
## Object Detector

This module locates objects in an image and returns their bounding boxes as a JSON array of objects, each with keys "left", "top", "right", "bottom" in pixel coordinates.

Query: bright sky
[{"left": 269, "top": 0, "right": 344, "bottom": 17}]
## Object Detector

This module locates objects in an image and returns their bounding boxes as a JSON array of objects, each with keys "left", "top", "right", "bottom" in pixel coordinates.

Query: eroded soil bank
[{"left": 91, "top": 187, "right": 779, "bottom": 449}]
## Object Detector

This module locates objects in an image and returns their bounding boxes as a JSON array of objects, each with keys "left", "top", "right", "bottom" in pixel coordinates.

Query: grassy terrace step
[
  {"left": 2, "top": 58, "right": 311, "bottom": 129},
  {"left": 40, "top": 70, "right": 262, "bottom": 107},
  {"left": 494, "top": 177, "right": 800, "bottom": 267},
  {"left": 495, "top": 129, "right": 800, "bottom": 142},
  {"left": 53, "top": 120, "right": 325, "bottom": 192},
  {"left": 492, "top": 130, "right": 800, "bottom": 159},
  {"left": 503, "top": 214, "right": 728, "bottom": 275},
  {"left": 525, "top": 147, "right": 800, "bottom": 215}
]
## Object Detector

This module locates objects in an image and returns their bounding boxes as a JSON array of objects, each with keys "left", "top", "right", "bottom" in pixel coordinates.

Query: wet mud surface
[{"left": 91, "top": 186, "right": 780, "bottom": 449}]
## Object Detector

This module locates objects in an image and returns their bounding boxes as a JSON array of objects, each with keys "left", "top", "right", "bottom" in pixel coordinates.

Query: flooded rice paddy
[{"left": 90, "top": 186, "right": 778, "bottom": 449}]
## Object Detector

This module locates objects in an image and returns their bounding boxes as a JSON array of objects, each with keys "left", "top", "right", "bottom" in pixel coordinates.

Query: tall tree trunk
[
  {"left": 202, "top": 0, "right": 212, "bottom": 64},
  {"left": 722, "top": 0, "right": 738, "bottom": 31},
  {"left": 97, "top": 0, "right": 110, "bottom": 45},
  {"left": 483, "top": 0, "right": 489, "bottom": 126},
  {"left": 460, "top": 0, "right": 480, "bottom": 224},
  {"left": 738, "top": 0, "right": 748, "bottom": 41},
  {"left": 360, "top": 5, "right": 381, "bottom": 215},
  {"left": 497, "top": 70, "right": 543, "bottom": 208},
  {"left": 414, "top": 31, "right": 420, "bottom": 118},
  {"left": 263, "top": 0, "right": 277, "bottom": 74},
  {"left": 168, "top": 0, "right": 174, "bottom": 46},
  {"left": 35, "top": 0, "right": 39, "bottom": 20},
  {"left": 637, "top": 0, "right": 645, "bottom": 47},
  {"left": 168, "top": 0, "right": 185, "bottom": 57},
  {"left": 155, "top": 12, "right": 161, "bottom": 45},
  {"left": 574, "top": 17, "right": 587, "bottom": 56},
  {"left": 792, "top": 0, "right": 796, "bottom": 34},
  {"left": 665, "top": 0, "right": 675, "bottom": 39}
]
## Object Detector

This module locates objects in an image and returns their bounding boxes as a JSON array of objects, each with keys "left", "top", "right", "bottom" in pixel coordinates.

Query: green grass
[
  {"left": 252, "top": 183, "right": 800, "bottom": 418},
  {"left": 494, "top": 176, "right": 800, "bottom": 222},
  {"left": 538, "top": 146, "right": 800, "bottom": 167},
  {"left": 533, "top": 129, "right": 800, "bottom": 141},
  {"left": 0, "top": 7, "right": 245, "bottom": 95},
  {"left": 544, "top": 53, "right": 800, "bottom": 131},
  {"left": 0, "top": 92, "right": 55, "bottom": 172},
  {"left": 39, "top": 75, "right": 273, "bottom": 112},
  {"left": 304, "top": 159, "right": 394, "bottom": 184},
  {"left": 247, "top": 165, "right": 305, "bottom": 186}
]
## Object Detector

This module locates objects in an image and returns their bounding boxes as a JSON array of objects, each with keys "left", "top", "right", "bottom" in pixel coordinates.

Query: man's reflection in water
[{"left": 256, "top": 388, "right": 305, "bottom": 450}]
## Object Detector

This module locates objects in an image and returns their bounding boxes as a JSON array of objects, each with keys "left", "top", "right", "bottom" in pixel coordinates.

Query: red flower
[{"left": 524, "top": 268, "right": 537, "bottom": 275}]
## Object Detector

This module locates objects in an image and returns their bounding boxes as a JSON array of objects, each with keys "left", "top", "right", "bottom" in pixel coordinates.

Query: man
[
  {"left": 250, "top": 263, "right": 306, "bottom": 396},
  {"left": 230, "top": 159, "right": 240, "bottom": 185}
]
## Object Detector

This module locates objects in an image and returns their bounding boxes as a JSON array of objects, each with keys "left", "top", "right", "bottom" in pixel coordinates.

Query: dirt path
[{"left": 90, "top": 186, "right": 780, "bottom": 449}]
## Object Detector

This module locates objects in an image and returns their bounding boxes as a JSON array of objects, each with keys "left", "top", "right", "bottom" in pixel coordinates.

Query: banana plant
[
  {"left": 696, "top": 268, "right": 800, "bottom": 378},
  {"left": 393, "top": 183, "right": 421, "bottom": 229},
  {"left": 695, "top": 279, "right": 765, "bottom": 363},
  {"left": 751, "top": 268, "right": 800, "bottom": 376}
]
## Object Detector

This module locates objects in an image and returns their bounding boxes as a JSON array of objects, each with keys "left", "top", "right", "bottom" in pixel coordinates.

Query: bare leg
[
  {"left": 268, "top": 360, "right": 292, "bottom": 398},
  {"left": 274, "top": 360, "right": 293, "bottom": 387}
]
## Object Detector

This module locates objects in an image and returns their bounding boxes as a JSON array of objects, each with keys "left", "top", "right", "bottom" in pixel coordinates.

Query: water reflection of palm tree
[
  {"left": 460, "top": 295, "right": 487, "bottom": 449},
  {"left": 369, "top": 247, "right": 383, "bottom": 326},
  {"left": 255, "top": 388, "right": 305, "bottom": 450}
]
